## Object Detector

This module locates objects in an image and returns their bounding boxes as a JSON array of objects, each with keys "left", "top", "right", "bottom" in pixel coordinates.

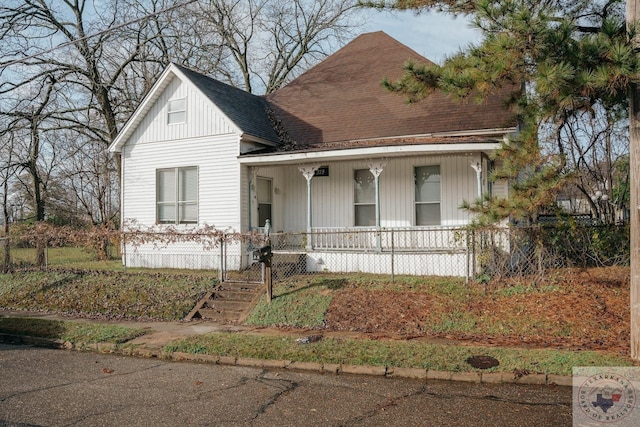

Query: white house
[{"left": 109, "top": 32, "right": 518, "bottom": 276}]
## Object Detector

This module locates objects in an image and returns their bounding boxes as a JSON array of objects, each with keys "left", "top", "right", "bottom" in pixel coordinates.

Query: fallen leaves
[{"left": 324, "top": 267, "right": 630, "bottom": 354}]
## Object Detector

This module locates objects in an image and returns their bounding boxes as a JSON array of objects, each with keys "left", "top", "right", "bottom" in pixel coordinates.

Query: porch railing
[{"left": 304, "top": 226, "right": 467, "bottom": 252}]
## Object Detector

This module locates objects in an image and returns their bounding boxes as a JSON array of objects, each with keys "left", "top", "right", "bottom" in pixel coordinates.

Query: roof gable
[
  {"left": 109, "top": 63, "right": 279, "bottom": 152},
  {"left": 266, "top": 31, "right": 518, "bottom": 148}
]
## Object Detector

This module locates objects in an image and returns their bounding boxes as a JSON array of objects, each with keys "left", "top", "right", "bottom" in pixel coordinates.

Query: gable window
[
  {"left": 157, "top": 166, "right": 198, "bottom": 224},
  {"left": 415, "top": 165, "right": 441, "bottom": 226},
  {"left": 354, "top": 169, "right": 375, "bottom": 226},
  {"left": 167, "top": 98, "right": 186, "bottom": 124}
]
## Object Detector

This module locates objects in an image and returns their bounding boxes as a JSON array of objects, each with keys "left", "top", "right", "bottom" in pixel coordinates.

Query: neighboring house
[{"left": 109, "top": 32, "right": 519, "bottom": 276}]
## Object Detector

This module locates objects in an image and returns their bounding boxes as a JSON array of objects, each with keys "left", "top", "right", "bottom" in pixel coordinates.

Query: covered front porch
[
  {"left": 239, "top": 141, "right": 503, "bottom": 277},
  {"left": 241, "top": 142, "right": 503, "bottom": 233}
]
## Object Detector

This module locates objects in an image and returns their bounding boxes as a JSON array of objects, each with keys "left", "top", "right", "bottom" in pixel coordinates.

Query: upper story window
[
  {"left": 157, "top": 166, "right": 198, "bottom": 224},
  {"left": 415, "top": 165, "right": 441, "bottom": 226},
  {"left": 167, "top": 98, "right": 186, "bottom": 124},
  {"left": 354, "top": 169, "right": 375, "bottom": 226}
]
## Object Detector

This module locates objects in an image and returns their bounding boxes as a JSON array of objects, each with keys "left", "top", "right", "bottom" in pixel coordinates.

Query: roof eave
[
  {"left": 238, "top": 141, "right": 505, "bottom": 166},
  {"left": 109, "top": 64, "right": 178, "bottom": 153}
]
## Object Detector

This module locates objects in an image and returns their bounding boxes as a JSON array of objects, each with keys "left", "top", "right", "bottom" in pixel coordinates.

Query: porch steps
[{"left": 185, "top": 281, "right": 264, "bottom": 323}]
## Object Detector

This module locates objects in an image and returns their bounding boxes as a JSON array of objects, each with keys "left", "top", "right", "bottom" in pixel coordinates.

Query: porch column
[
  {"left": 470, "top": 160, "right": 483, "bottom": 199},
  {"left": 368, "top": 160, "right": 387, "bottom": 252},
  {"left": 299, "top": 164, "right": 320, "bottom": 250}
]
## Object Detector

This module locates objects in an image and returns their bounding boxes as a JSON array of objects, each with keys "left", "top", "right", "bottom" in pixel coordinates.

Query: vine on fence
[{"left": 121, "top": 220, "right": 266, "bottom": 251}]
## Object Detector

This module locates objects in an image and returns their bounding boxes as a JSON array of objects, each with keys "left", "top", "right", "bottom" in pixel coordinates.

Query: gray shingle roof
[{"left": 173, "top": 64, "right": 280, "bottom": 143}]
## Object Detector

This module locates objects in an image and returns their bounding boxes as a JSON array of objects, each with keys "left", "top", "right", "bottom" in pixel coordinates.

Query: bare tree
[
  {"left": 189, "top": 0, "right": 361, "bottom": 93},
  {"left": 0, "top": 0, "right": 363, "bottom": 227},
  {"left": 0, "top": 0, "right": 176, "bottom": 225},
  {"left": 549, "top": 103, "right": 630, "bottom": 223},
  {"left": 0, "top": 127, "right": 17, "bottom": 273}
]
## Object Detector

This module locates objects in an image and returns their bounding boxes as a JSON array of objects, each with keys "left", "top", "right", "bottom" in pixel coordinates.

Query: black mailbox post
[{"left": 253, "top": 245, "right": 273, "bottom": 302}]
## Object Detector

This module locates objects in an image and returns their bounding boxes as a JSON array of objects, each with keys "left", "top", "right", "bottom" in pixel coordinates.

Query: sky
[{"left": 362, "top": 9, "right": 481, "bottom": 64}]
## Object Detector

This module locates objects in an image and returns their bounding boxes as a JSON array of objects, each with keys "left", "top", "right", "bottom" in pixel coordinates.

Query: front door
[{"left": 257, "top": 177, "right": 272, "bottom": 228}]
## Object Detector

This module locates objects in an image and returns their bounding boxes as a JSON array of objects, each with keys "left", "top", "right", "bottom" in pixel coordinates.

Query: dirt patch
[{"left": 324, "top": 267, "right": 630, "bottom": 355}]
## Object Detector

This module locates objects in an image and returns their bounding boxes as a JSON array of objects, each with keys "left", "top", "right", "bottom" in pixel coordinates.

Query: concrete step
[
  {"left": 219, "top": 282, "right": 264, "bottom": 292},
  {"left": 207, "top": 299, "right": 250, "bottom": 311},
  {"left": 215, "top": 290, "right": 257, "bottom": 302},
  {"left": 184, "top": 281, "right": 263, "bottom": 323},
  {"left": 197, "top": 308, "right": 245, "bottom": 322}
]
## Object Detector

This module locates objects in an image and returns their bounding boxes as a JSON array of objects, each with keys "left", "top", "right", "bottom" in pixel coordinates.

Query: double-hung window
[
  {"left": 167, "top": 98, "right": 186, "bottom": 124},
  {"left": 157, "top": 166, "right": 198, "bottom": 224},
  {"left": 354, "top": 169, "right": 375, "bottom": 226},
  {"left": 415, "top": 165, "right": 441, "bottom": 226}
]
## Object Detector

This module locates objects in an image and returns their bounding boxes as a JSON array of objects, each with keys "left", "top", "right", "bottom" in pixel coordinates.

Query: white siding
[
  {"left": 250, "top": 155, "right": 481, "bottom": 232},
  {"left": 121, "top": 72, "right": 244, "bottom": 231},
  {"left": 123, "top": 133, "right": 241, "bottom": 230},
  {"left": 128, "top": 75, "right": 236, "bottom": 145},
  {"left": 306, "top": 252, "right": 468, "bottom": 277}
]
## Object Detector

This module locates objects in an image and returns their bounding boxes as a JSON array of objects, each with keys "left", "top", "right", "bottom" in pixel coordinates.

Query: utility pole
[{"left": 627, "top": 0, "right": 640, "bottom": 360}]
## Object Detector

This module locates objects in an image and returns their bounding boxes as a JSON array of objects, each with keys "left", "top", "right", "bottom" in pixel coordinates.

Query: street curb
[{"left": 0, "top": 334, "right": 575, "bottom": 387}]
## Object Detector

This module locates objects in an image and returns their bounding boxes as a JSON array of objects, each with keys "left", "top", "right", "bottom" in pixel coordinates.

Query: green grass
[
  {"left": 431, "top": 311, "right": 477, "bottom": 333},
  {"left": 0, "top": 270, "right": 215, "bottom": 320},
  {"left": 164, "top": 332, "right": 633, "bottom": 376},
  {"left": 245, "top": 281, "right": 332, "bottom": 328},
  {"left": 0, "top": 317, "right": 147, "bottom": 344},
  {"left": 4, "top": 246, "right": 123, "bottom": 270}
]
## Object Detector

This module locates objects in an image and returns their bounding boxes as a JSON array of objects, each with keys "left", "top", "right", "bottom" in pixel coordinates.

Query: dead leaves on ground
[{"left": 324, "top": 267, "right": 630, "bottom": 354}]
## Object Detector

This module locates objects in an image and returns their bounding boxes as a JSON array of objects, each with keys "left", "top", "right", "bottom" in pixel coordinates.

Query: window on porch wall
[
  {"left": 415, "top": 165, "right": 441, "bottom": 226},
  {"left": 354, "top": 169, "right": 375, "bottom": 226},
  {"left": 157, "top": 166, "right": 198, "bottom": 224}
]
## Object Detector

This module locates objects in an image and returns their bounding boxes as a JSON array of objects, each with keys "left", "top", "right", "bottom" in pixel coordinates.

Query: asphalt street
[{"left": 0, "top": 343, "right": 573, "bottom": 426}]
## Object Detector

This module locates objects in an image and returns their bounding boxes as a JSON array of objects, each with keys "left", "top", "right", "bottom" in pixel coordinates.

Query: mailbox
[{"left": 252, "top": 245, "right": 272, "bottom": 263}]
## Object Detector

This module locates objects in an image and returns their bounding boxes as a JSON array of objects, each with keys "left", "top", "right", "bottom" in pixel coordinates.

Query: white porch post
[
  {"left": 299, "top": 165, "right": 319, "bottom": 250},
  {"left": 368, "top": 160, "right": 387, "bottom": 252},
  {"left": 470, "top": 160, "right": 483, "bottom": 199}
]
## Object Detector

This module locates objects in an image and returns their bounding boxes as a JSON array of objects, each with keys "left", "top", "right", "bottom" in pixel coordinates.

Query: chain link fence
[{"left": 1, "top": 224, "right": 630, "bottom": 282}]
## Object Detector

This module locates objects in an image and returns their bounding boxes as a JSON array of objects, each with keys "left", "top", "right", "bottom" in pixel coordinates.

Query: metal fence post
[
  {"left": 219, "top": 234, "right": 225, "bottom": 282},
  {"left": 465, "top": 229, "right": 470, "bottom": 284},
  {"left": 122, "top": 232, "right": 127, "bottom": 273},
  {"left": 1, "top": 237, "right": 9, "bottom": 273},
  {"left": 390, "top": 229, "right": 395, "bottom": 283}
]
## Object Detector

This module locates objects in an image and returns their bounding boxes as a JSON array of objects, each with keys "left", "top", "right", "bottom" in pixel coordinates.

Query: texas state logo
[{"left": 578, "top": 372, "right": 636, "bottom": 423}]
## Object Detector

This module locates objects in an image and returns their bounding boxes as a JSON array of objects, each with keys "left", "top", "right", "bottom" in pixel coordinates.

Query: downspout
[{"left": 119, "top": 151, "right": 126, "bottom": 271}]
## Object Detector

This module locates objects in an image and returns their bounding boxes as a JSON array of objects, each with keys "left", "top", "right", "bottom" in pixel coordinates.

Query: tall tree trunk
[
  {"left": 2, "top": 180, "right": 9, "bottom": 274},
  {"left": 628, "top": 0, "right": 640, "bottom": 360}
]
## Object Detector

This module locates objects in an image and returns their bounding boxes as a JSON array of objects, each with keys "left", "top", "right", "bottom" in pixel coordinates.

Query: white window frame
[
  {"left": 156, "top": 166, "right": 198, "bottom": 224},
  {"left": 354, "top": 169, "right": 375, "bottom": 227},
  {"left": 414, "top": 165, "right": 441, "bottom": 226},
  {"left": 167, "top": 97, "right": 186, "bottom": 125}
]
